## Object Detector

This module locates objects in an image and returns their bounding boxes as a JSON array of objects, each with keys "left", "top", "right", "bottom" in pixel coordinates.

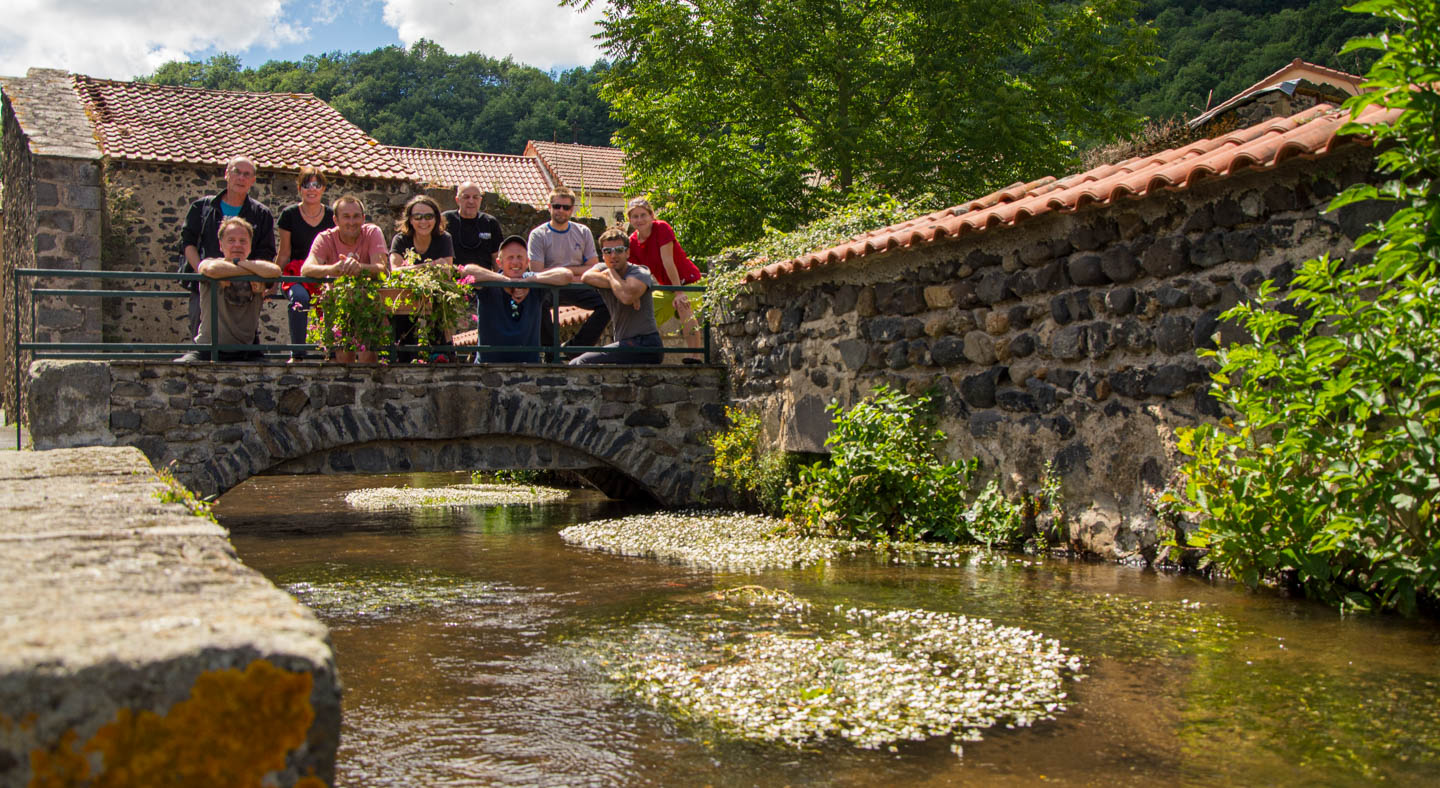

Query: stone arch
[{"left": 179, "top": 381, "right": 708, "bottom": 505}]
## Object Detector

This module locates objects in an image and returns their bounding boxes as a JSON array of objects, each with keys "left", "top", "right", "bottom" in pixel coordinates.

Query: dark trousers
[
  {"left": 568, "top": 332, "right": 664, "bottom": 365},
  {"left": 392, "top": 315, "right": 447, "bottom": 363},
  {"left": 539, "top": 287, "right": 610, "bottom": 358},
  {"left": 286, "top": 285, "right": 311, "bottom": 358}
]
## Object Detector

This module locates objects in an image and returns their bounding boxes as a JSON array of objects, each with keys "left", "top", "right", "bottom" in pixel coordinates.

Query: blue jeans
[{"left": 568, "top": 332, "right": 664, "bottom": 365}]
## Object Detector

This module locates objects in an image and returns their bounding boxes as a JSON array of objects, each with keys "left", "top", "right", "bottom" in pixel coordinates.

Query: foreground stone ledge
[{"left": 0, "top": 446, "right": 339, "bottom": 787}]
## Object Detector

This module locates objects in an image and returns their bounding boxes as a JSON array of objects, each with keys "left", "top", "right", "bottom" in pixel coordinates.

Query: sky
[{"left": 0, "top": 0, "right": 608, "bottom": 80}]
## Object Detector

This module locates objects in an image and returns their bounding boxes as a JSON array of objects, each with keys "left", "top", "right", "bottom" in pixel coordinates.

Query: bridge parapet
[{"left": 27, "top": 360, "right": 729, "bottom": 504}]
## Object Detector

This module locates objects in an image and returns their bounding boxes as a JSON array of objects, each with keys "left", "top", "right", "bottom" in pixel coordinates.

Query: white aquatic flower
[{"left": 345, "top": 483, "right": 569, "bottom": 509}]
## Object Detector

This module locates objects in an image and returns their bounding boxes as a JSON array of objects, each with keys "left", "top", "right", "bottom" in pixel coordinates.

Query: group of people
[{"left": 174, "top": 155, "right": 703, "bottom": 366}]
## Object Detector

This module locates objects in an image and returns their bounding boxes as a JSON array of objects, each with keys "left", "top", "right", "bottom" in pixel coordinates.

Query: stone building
[
  {"left": 0, "top": 68, "right": 427, "bottom": 415},
  {"left": 717, "top": 101, "right": 1398, "bottom": 559},
  {"left": 1189, "top": 58, "right": 1365, "bottom": 132}
]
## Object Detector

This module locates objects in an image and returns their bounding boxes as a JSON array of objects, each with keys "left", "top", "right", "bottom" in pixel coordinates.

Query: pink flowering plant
[
  {"left": 383, "top": 250, "right": 475, "bottom": 343},
  {"left": 307, "top": 273, "right": 390, "bottom": 354}
]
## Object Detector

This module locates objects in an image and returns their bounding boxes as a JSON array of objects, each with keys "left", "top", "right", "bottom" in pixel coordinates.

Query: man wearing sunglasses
[
  {"left": 527, "top": 186, "right": 610, "bottom": 358},
  {"left": 465, "top": 235, "right": 573, "bottom": 363},
  {"left": 569, "top": 228, "right": 663, "bottom": 365}
]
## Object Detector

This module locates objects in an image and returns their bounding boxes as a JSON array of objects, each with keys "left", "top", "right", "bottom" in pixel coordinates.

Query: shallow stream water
[{"left": 218, "top": 472, "right": 1440, "bottom": 787}]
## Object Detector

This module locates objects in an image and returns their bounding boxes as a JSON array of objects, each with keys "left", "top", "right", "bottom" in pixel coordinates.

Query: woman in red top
[{"left": 626, "top": 197, "right": 702, "bottom": 352}]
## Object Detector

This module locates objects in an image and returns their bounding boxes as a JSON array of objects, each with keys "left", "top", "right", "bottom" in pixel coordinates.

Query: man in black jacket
[{"left": 179, "top": 155, "right": 276, "bottom": 336}]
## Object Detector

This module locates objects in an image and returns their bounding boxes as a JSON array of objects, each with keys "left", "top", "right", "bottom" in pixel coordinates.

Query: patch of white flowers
[
  {"left": 345, "top": 483, "right": 570, "bottom": 510},
  {"left": 607, "top": 587, "right": 1082, "bottom": 755},
  {"left": 561, "top": 511, "right": 846, "bottom": 571}
]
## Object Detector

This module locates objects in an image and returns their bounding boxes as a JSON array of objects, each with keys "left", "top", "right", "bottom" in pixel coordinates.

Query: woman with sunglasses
[
  {"left": 390, "top": 195, "right": 455, "bottom": 362},
  {"left": 275, "top": 167, "right": 335, "bottom": 360}
]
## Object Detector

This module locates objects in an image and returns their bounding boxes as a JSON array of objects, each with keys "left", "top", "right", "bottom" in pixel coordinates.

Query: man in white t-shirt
[{"left": 527, "top": 186, "right": 609, "bottom": 357}]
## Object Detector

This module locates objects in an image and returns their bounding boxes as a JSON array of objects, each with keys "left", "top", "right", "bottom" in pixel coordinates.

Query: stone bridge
[{"left": 26, "top": 360, "right": 729, "bottom": 504}]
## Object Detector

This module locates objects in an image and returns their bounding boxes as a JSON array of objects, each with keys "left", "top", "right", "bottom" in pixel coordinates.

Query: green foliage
[
  {"left": 697, "top": 190, "right": 939, "bottom": 321},
  {"left": 144, "top": 41, "right": 617, "bottom": 155},
  {"left": 966, "top": 481, "right": 1025, "bottom": 550},
  {"left": 154, "top": 464, "right": 217, "bottom": 524},
  {"left": 384, "top": 255, "right": 475, "bottom": 351},
  {"left": 708, "top": 407, "right": 801, "bottom": 517},
  {"left": 1177, "top": 0, "right": 1440, "bottom": 615},
  {"left": 471, "top": 469, "right": 544, "bottom": 484},
  {"left": 783, "top": 387, "right": 982, "bottom": 544},
  {"left": 308, "top": 274, "right": 389, "bottom": 354},
  {"left": 571, "top": 0, "right": 1155, "bottom": 256}
]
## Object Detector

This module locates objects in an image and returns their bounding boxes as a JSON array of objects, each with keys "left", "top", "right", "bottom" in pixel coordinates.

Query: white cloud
[
  {"left": 381, "top": 0, "right": 606, "bottom": 70},
  {"left": 0, "top": 0, "right": 302, "bottom": 79}
]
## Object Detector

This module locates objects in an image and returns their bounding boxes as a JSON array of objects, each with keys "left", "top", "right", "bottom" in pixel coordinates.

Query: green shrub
[
  {"left": 709, "top": 407, "right": 801, "bottom": 516},
  {"left": 1177, "top": 0, "right": 1440, "bottom": 615},
  {"left": 782, "top": 386, "right": 980, "bottom": 544}
]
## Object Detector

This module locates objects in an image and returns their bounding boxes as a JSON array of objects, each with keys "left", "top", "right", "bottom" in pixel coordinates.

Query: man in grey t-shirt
[
  {"left": 529, "top": 186, "right": 610, "bottom": 356},
  {"left": 570, "top": 228, "right": 663, "bottom": 365}
]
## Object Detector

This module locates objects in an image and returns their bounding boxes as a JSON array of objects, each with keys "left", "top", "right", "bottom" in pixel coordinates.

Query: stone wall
[
  {"left": 28, "top": 359, "right": 728, "bottom": 504},
  {"left": 100, "top": 160, "right": 420, "bottom": 346},
  {"left": 716, "top": 147, "right": 1391, "bottom": 559},
  {"left": 1, "top": 90, "right": 34, "bottom": 419},
  {"left": 0, "top": 446, "right": 339, "bottom": 787}
]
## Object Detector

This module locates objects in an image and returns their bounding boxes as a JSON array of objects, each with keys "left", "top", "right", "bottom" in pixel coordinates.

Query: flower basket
[
  {"left": 382, "top": 257, "right": 475, "bottom": 344},
  {"left": 380, "top": 287, "right": 432, "bottom": 316},
  {"left": 307, "top": 273, "right": 390, "bottom": 359}
]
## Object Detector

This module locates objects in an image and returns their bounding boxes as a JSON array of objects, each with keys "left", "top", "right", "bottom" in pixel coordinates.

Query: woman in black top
[
  {"left": 276, "top": 167, "right": 335, "bottom": 360},
  {"left": 389, "top": 195, "right": 455, "bottom": 361}
]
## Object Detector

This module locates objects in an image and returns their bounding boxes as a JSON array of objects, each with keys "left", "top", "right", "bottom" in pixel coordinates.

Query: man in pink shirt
[{"left": 301, "top": 195, "right": 389, "bottom": 277}]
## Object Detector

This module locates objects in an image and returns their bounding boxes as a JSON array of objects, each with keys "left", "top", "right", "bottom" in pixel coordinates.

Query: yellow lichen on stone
[
  {"left": 26, "top": 730, "right": 92, "bottom": 788},
  {"left": 27, "top": 659, "right": 319, "bottom": 787}
]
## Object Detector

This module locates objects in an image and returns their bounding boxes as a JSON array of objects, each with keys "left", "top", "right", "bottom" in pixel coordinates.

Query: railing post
[
  {"left": 551, "top": 286, "right": 561, "bottom": 364},
  {"left": 207, "top": 279, "right": 219, "bottom": 362}
]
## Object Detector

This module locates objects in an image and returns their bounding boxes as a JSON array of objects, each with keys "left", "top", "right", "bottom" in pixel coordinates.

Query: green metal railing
[{"left": 11, "top": 268, "right": 709, "bottom": 446}]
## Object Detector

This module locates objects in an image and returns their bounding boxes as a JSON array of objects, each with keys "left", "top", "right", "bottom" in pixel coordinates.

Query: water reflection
[{"left": 220, "top": 472, "right": 1440, "bottom": 787}]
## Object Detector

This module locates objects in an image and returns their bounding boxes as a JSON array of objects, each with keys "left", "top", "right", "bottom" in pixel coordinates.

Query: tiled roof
[
  {"left": 71, "top": 75, "right": 417, "bottom": 181},
  {"left": 1234, "top": 58, "right": 1364, "bottom": 103},
  {"left": 745, "top": 103, "right": 1398, "bottom": 283},
  {"left": 1189, "top": 58, "right": 1365, "bottom": 129},
  {"left": 525, "top": 141, "right": 626, "bottom": 194},
  {"left": 388, "top": 146, "right": 553, "bottom": 208}
]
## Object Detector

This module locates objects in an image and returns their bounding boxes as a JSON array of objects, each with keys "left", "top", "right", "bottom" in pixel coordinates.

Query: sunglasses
[
  {"left": 601, "top": 245, "right": 628, "bottom": 255},
  {"left": 301, "top": 180, "right": 323, "bottom": 189},
  {"left": 410, "top": 212, "right": 436, "bottom": 220},
  {"left": 550, "top": 203, "right": 574, "bottom": 210}
]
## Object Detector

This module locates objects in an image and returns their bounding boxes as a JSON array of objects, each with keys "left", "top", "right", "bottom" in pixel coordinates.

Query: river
[{"left": 217, "top": 471, "right": 1440, "bottom": 787}]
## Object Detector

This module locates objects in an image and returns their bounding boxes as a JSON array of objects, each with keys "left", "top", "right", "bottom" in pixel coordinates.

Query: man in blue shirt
[{"left": 467, "top": 235, "right": 573, "bottom": 362}]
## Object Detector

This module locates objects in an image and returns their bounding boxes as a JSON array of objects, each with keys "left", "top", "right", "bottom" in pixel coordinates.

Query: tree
[
  {"left": 567, "top": 0, "right": 1157, "bottom": 255},
  {"left": 1177, "top": 0, "right": 1440, "bottom": 615},
  {"left": 143, "top": 42, "right": 619, "bottom": 156}
]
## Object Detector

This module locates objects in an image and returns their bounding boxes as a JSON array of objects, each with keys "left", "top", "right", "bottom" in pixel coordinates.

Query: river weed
[
  {"left": 599, "top": 586, "right": 1082, "bottom": 755},
  {"left": 345, "top": 482, "right": 570, "bottom": 509}
]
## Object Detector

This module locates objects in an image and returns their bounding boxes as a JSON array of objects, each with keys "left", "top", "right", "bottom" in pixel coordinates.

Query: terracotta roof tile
[
  {"left": 388, "top": 146, "right": 553, "bottom": 208},
  {"left": 744, "top": 103, "right": 1398, "bottom": 283},
  {"left": 71, "top": 75, "right": 417, "bottom": 181},
  {"left": 525, "top": 141, "right": 626, "bottom": 193}
]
